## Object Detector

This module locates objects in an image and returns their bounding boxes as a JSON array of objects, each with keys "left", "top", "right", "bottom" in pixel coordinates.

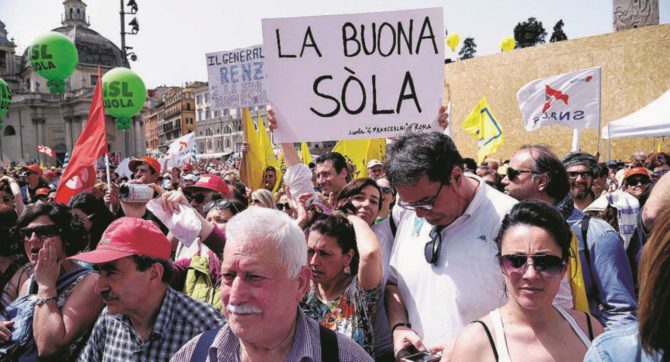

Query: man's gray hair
[{"left": 225, "top": 207, "right": 306, "bottom": 278}]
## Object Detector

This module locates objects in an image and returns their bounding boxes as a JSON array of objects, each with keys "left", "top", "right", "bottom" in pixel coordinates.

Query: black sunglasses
[
  {"left": 19, "top": 224, "right": 61, "bottom": 240},
  {"left": 499, "top": 254, "right": 565, "bottom": 278},
  {"left": 276, "top": 202, "right": 291, "bottom": 211},
  {"left": 203, "top": 199, "right": 239, "bottom": 215},
  {"left": 424, "top": 226, "right": 444, "bottom": 265},
  {"left": 187, "top": 193, "right": 207, "bottom": 204},
  {"left": 567, "top": 171, "right": 593, "bottom": 180},
  {"left": 506, "top": 167, "right": 533, "bottom": 181},
  {"left": 627, "top": 176, "right": 650, "bottom": 186}
]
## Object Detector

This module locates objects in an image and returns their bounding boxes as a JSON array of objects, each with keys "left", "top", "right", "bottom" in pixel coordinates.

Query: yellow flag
[
  {"left": 332, "top": 139, "right": 386, "bottom": 179},
  {"left": 257, "top": 114, "right": 283, "bottom": 192},
  {"left": 300, "top": 142, "right": 312, "bottom": 165},
  {"left": 239, "top": 108, "right": 264, "bottom": 191},
  {"left": 461, "top": 96, "right": 504, "bottom": 163},
  {"left": 568, "top": 234, "right": 590, "bottom": 313}
]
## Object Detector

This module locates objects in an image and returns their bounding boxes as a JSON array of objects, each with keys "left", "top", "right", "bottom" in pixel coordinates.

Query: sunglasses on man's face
[
  {"left": 567, "top": 171, "right": 593, "bottom": 180},
  {"left": 506, "top": 167, "right": 533, "bottom": 182},
  {"left": 499, "top": 254, "right": 565, "bottom": 278},
  {"left": 19, "top": 224, "right": 61, "bottom": 241},
  {"left": 187, "top": 193, "right": 207, "bottom": 204},
  {"left": 276, "top": 202, "right": 291, "bottom": 211}
]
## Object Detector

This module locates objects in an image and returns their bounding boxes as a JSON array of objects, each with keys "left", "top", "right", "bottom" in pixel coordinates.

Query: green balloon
[
  {"left": 102, "top": 68, "right": 146, "bottom": 129},
  {"left": 29, "top": 32, "right": 78, "bottom": 94},
  {"left": 0, "top": 78, "right": 11, "bottom": 122}
]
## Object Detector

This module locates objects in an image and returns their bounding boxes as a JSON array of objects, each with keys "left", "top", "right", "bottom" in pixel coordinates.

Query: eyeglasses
[
  {"left": 499, "top": 254, "right": 566, "bottom": 278},
  {"left": 251, "top": 199, "right": 263, "bottom": 205},
  {"left": 276, "top": 202, "right": 291, "bottom": 211},
  {"left": 398, "top": 183, "right": 444, "bottom": 211},
  {"left": 506, "top": 167, "right": 534, "bottom": 181},
  {"left": 567, "top": 171, "right": 593, "bottom": 180},
  {"left": 19, "top": 225, "right": 61, "bottom": 241},
  {"left": 627, "top": 176, "right": 650, "bottom": 186},
  {"left": 424, "top": 226, "right": 444, "bottom": 265},
  {"left": 203, "top": 199, "right": 239, "bottom": 215}
]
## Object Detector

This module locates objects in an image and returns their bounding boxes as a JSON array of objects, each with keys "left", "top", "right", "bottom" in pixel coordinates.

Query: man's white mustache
[{"left": 227, "top": 303, "right": 262, "bottom": 315}]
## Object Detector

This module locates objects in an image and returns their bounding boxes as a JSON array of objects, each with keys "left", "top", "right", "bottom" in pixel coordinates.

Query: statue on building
[{"left": 614, "top": 0, "right": 659, "bottom": 31}]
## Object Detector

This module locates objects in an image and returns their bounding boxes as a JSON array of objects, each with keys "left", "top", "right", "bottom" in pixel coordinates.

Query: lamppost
[{"left": 119, "top": 0, "right": 139, "bottom": 157}]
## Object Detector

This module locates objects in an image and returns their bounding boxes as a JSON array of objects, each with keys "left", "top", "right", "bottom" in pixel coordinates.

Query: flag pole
[
  {"left": 571, "top": 129, "right": 580, "bottom": 152},
  {"left": 596, "top": 67, "right": 602, "bottom": 158},
  {"left": 105, "top": 153, "right": 113, "bottom": 212},
  {"left": 607, "top": 124, "right": 612, "bottom": 161}
]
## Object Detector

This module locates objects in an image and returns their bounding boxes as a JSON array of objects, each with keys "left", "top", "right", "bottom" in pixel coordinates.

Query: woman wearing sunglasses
[
  {"left": 250, "top": 188, "right": 275, "bottom": 209},
  {"left": 451, "top": 200, "right": 603, "bottom": 362},
  {"left": 0, "top": 203, "right": 104, "bottom": 360},
  {"left": 204, "top": 198, "right": 246, "bottom": 231}
]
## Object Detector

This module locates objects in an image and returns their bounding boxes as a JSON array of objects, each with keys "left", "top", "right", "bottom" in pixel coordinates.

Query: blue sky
[{"left": 2, "top": 0, "right": 668, "bottom": 88}]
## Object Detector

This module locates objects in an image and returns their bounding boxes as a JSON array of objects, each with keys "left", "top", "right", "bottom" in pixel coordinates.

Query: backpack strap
[
  {"left": 389, "top": 213, "right": 397, "bottom": 238},
  {"left": 192, "top": 327, "right": 220, "bottom": 362},
  {"left": 319, "top": 324, "right": 339, "bottom": 362},
  {"left": 584, "top": 312, "right": 594, "bottom": 341},
  {"left": 580, "top": 216, "right": 597, "bottom": 294},
  {"left": 471, "top": 321, "right": 498, "bottom": 361}
]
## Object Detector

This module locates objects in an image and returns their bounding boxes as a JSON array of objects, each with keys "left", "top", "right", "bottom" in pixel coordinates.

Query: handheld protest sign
[
  {"left": 0, "top": 78, "right": 11, "bottom": 126},
  {"left": 102, "top": 68, "right": 147, "bottom": 130},
  {"left": 28, "top": 32, "right": 78, "bottom": 94},
  {"left": 262, "top": 8, "right": 445, "bottom": 143}
]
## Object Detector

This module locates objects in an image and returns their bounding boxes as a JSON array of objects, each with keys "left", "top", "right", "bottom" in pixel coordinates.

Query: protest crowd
[{"left": 0, "top": 103, "right": 668, "bottom": 362}]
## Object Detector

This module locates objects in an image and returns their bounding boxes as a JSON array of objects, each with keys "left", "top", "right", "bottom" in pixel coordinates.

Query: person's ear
[
  {"left": 342, "top": 249, "right": 354, "bottom": 267},
  {"left": 149, "top": 262, "right": 164, "bottom": 283},
  {"left": 296, "top": 266, "right": 312, "bottom": 301},
  {"left": 450, "top": 166, "right": 463, "bottom": 184},
  {"left": 535, "top": 173, "right": 550, "bottom": 192}
]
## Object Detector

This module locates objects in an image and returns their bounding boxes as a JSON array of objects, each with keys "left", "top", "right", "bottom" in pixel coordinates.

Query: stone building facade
[{"left": 0, "top": 0, "right": 146, "bottom": 165}]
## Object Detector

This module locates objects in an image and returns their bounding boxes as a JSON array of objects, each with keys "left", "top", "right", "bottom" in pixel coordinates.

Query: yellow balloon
[
  {"left": 446, "top": 33, "right": 460, "bottom": 52},
  {"left": 500, "top": 36, "right": 516, "bottom": 52}
]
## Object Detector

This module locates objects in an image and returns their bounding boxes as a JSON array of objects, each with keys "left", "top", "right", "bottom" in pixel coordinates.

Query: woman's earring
[{"left": 344, "top": 265, "right": 351, "bottom": 275}]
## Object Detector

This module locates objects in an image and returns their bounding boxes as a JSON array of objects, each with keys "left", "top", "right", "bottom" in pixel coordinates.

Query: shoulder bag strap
[
  {"left": 471, "top": 321, "right": 498, "bottom": 361},
  {"left": 192, "top": 327, "right": 220, "bottom": 362},
  {"left": 584, "top": 312, "right": 594, "bottom": 341},
  {"left": 319, "top": 324, "right": 339, "bottom": 362}
]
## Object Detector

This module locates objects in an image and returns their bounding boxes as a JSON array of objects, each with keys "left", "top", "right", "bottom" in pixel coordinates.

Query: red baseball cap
[
  {"left": 22, "top": 165, "right": 43, "bottom": 178},
  {"left": 129, "top": 156, "right": 161, "bottom": 175},
  {"left": 44, "top": 170, "right": 58, "bottom": 178},
  {"left": 183, "top": 174, "right": 231, "bottom": 198},
  {"left": 182, "top": 163, "right": 195, "bottom": 172},
  {"left": 68, "top": 217, "right": 171, "bottom": 264},
  {"left": 624, "top": 167, "right": 651, "bottom": 180}
]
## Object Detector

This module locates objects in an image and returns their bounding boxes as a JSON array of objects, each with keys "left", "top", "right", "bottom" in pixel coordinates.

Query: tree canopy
[
  {"left": 459, "top": 37, "right": 477, "bottom": 60},
  {"left": 513, "top": 17, "right": 547, "bottom": 48},
  {"left": 550, "top": 19, "right": 568, "bottom": 42}
]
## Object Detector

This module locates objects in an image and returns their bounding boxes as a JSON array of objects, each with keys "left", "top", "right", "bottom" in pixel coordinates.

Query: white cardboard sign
[
  {"left": 206, "top": 45, "right": 267, "bottom": 109},
  {"left": 262, "top": 8, "right": 444, "bottom": 142}
]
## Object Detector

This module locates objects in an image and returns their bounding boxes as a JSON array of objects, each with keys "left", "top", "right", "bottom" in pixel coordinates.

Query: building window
[
  {"left": 196, "top": 95, "right": 202, "bottom": 105},
  {"left": 213, "top": 110, "right": 219, "bottom": 118},
  {"left": 205, "top": 93, "right": 210, "bottom": 103},
  {"left": 225, "top": 139, "right": 230, "bottom": 148},
  {"left": 186, "top": 103, "right": 191, "bottom": 111},
  {"left": 90, "top": 74, "right": 98, "bottom": 86},
  {"left": 205, "top": 107, "right": 210, "bottom": 120},
  {"left": 198, "top": 109, "right": 202, "bottom": 121},
  {"left": 224, "top": 109, "right": 230, "bottom": 116},
  {"left": 3, "top": 125, "right": 16, "bottom": 136},
  {"left": 207, "top": 140, "right": 212, "bottom": 150}
]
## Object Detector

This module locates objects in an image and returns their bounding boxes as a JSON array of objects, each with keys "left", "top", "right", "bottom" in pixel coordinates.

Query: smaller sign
[{"left": 206, "top": 45, "right": 267, "bottom": 110}]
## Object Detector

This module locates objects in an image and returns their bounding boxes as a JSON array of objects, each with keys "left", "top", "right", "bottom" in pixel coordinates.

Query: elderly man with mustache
[
  {"left": 72, "top": 217, "right": 225, "bottom": 362},
  {"left": 172, "top": 207, "right": 372, "bottom": 362}
]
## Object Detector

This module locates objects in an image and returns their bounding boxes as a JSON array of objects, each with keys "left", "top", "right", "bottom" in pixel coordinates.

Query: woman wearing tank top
[{"left": 450, "top": 201, "right": 604, "bottom": 361}]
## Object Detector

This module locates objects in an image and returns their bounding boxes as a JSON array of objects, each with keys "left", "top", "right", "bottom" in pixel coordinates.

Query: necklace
[{"left": 499, "top": 308, "right": 513, "bottom": 361}]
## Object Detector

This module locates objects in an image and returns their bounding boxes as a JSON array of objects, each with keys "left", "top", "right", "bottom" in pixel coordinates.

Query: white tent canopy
[{"left": 602, "top": 89, "right": 670, "bottom": 140}]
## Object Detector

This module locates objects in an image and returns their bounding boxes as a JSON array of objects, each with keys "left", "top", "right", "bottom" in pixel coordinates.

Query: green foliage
[
  {"left": 550, "top": 19, "right": 568, "bottom": 43},
  {"left": 513, "top": 17, "right": 547, "bottom": 48}
]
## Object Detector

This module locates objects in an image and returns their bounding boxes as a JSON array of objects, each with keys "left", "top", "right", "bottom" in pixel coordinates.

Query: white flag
[
  {"left": 517, "top": 67, "right": 600, "bottom": 131},
  {"left": 160, "top": 133, "right": 196, "bottom": 171}
]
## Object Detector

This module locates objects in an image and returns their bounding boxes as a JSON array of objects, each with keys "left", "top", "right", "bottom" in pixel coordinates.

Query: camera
[{"left": 119, "top": 183, "right": 153, "bottom": 203}]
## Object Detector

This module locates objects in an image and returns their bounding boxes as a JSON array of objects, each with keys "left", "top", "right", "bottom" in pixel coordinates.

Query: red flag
[
  {"left": 37, "top": 145, "right": 55, "bottom": 158},
  {"left": 54, "top": 68, "right": 108, "bottom": 205}
]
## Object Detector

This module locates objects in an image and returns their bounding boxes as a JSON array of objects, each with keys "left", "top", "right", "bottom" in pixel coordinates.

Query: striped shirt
[
  {"left": 171, "top": 308, "right": 372, "bottom": 362},
  {"left": 78, "top": 286, "right": 225, "bottom": 362}
]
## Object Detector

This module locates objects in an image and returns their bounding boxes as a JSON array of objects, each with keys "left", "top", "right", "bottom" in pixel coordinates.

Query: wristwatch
[{"left": 33, "top": 295, "right": 57, "bottom": 306}]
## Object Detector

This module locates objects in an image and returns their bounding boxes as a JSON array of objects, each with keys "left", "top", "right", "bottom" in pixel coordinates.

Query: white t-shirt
[{"left": 388, "top": 179, "right": 517, "bottom": 348}]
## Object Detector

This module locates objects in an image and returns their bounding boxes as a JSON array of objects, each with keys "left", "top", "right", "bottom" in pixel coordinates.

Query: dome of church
[{"left": 19, "top": 0, "right": 129, "bottom": 70}]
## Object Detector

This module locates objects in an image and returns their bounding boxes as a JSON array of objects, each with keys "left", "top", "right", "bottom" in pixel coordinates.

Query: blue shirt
[
  {"left": 568, "top": 208, "right": 637, "bottom": 329},
  {"left": 584, "top": 322, "right": 663, "bottom": 361}
]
